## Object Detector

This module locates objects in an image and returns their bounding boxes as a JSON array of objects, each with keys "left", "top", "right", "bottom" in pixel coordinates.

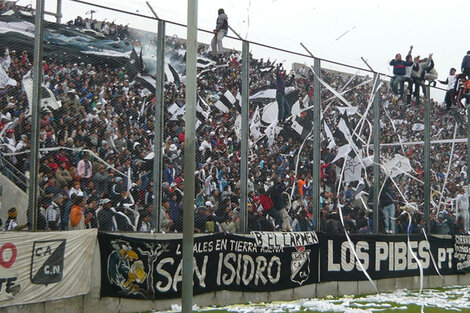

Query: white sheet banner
[{"left": 0, "top": 229, "right": 97, "bottom": 307}]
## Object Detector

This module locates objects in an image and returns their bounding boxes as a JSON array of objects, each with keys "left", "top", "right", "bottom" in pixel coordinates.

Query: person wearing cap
[
  {"left": 211, "top": 8, "right": 228, "bottom": 60},
  {"left": 93, "top": 164, "right": 110, "bottom": 197},
  {"left": 432, "top": 211, "right": 451, "bottom": 235},
  {"left": 111, "top": 176, "right": 125, "bottom": 207},
  {"left": 5, "top": 207, "right": 18, "bottom": 231},
  {"left": 96, "top": 198, "right": 117, "bottom": 231}
]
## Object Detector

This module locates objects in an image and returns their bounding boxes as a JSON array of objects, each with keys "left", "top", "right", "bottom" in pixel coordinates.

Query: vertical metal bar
[
  {"left": 424, "top": 86, "right": 431, "bottom": 231},
  {"left": 28, "top": 0, "right": 45, "bottom": 231},
  {"left": 153, "top": 20, "right": 165, "bottom": 232},
  {"left": 312, "top": 58, "right": 321, "bottom": 231},
  {"left": 372, "top": 74, "right": 380, "bottom": 234},
  {"left": 239, "top": 40, "right": 249, "bottom": 233},
  {"left": 182, "top": 0, "right": 197, "bottom": 312},
  {"left": 56, "top": 0, "right": 62, "bottom": 24}
]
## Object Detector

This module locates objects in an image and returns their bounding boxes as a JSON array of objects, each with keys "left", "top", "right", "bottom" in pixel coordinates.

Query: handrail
[{"left": 0, "top": 153, "right": 28, "bottom": 191}]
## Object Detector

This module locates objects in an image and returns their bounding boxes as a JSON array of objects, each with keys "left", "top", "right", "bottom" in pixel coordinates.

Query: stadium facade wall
[
  {"left": 0, "top": 232, "right": 468, "bottom": 313},
  {"left": 0, "top": 173, "right": 28, "bottom": 227}
]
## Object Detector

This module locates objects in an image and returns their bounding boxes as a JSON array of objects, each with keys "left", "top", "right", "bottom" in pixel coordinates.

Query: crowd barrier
[{"left": 1, "top": 230, "right": 470, "bottom": 312}]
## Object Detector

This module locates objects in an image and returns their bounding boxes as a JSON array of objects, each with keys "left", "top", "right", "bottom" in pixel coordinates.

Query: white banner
[{"left": 0, "top": 229, "right": 97, "bottom": 307}]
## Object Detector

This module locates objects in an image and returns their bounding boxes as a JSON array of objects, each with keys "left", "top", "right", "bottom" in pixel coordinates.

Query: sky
[{"left": 18, "top": 0, "right": 470, "bottom": 100}]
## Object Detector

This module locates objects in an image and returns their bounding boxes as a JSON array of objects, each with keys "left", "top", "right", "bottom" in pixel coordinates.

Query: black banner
[
  {"left": 454, "top": 234, "right": 470, "bottom": 273},
  {"left": 319, "top": 233, "right": 454, "bottom": 281},
  {"left": 98, "top": 232, "right": 319, "bottom": 299}
]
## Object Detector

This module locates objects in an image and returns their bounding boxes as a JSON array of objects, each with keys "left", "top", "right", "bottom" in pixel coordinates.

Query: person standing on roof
[{"left": 211, "top": 8, "right": 228, "bottom": 61}]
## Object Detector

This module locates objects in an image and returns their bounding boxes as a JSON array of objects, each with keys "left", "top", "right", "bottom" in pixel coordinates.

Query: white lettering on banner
[
  {"left": 454, "top": 235, "right": 470, "bottom": 272},
  {"left": 375, "top": 241, "right": 431, "bottom": 271},
  {"left": 155, "top": 256, "right": 208, "bottom": 293},
  {"left": 327, "top": 240, "right": 369, "bottom": 272},
  {"left": 329, "top": 240, "right": 435, "bottom": 273},
  {"left": 437, "top": 248, "right": 454, "bottom": 269},
  {"left": 251, "top": 231, "right": 318, "bottom": 248},
  {"left": 175, "top": 239, "right": 229, "bottom": 255},
  {"left": 216, "top": 253, "right": 281, "bottom": 286}
]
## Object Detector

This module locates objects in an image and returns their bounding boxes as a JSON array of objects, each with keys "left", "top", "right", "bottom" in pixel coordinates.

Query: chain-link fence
[{"left": 0, "top": 0, "right": 468, "bottom": 235}]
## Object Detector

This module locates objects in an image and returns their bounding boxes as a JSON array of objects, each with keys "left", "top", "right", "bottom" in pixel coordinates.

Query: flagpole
[
  {"left": 28, "top": 0, "right": 45, "bottom": 231},
  {"left": 182, "top": 0, "right": 197, "bottom": 312}
]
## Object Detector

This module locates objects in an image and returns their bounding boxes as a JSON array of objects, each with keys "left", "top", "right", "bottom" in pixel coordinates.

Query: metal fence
[{"left": 0, "top": 0, "right": 468, "bottom": 235}]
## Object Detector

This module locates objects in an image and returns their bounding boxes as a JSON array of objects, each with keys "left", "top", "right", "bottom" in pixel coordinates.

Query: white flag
[
  {"left": 324, "top": 121, "right": 336, "bottom": 149},
  {"left": 383, "top": 154, "right": 413, "bottom": 178},
  {"left": 412, "top": 123, "right": 425, "bottom": 131},
  {"left": 344, "top": 154, "right": 362, "bottom": 182},
  {"left": 250, "top": 107, "right": 262, "bottom": 140}
]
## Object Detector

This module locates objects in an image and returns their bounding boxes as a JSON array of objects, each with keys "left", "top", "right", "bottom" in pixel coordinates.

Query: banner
[
  {"left": 0, "top": 229, "right": 97, "bottom": 307},
  {"left": 98, "top": 232, "right": 319, "bottom": 300},
  {"left": 319, "top": 233, "right": 454, "bottom": 282},
  {"left": 454, "top": 235, "right": 470, "bottom": 273}
]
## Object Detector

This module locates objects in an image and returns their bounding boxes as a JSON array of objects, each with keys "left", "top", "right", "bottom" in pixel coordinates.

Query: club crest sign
[
  {"left": 290, "top": 246, "right": 310, "bottom": 285},
  {"left": 30, "top": 240, "right": 66, "bottom": 285}
]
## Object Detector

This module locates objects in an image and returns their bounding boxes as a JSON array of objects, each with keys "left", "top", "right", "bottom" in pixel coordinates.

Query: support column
[
  {"left": 56, "top": 0, "right": 62, "bottom": 24},
  {"left": 182, "top": 0, "right": 197, "bottom": 312},
  {"left": 152, "top": 20, "right": 166, "bottom": 232},
  {"left": 312, "top": 58, "right": 321, "bottom": 231},
  {"left": 239, "top": 40, "right": 250, "bottom": 233},
  {"left": 28, "top": 0, "right": 45, "bottom": 231},
  {"left": 372, "top": 74, "right": 380, "bottom": 234},
  {"left": 424, "top": 86, "right": 431, "bottom": 231}
]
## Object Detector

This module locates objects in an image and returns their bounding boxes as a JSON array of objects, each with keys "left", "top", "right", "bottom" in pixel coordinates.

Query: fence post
[
  {"left": 182, "top": 0, "right": 197, "bottom": 312},
  {"left": 312, "top": 57, "right": 321, "bottom": 231},
  {"left": 372, "top": 74, "right": 380, "bottom": 234},
  {"left": 28, "top": 0, "right": 45, "bottom": 231},
  {"left": 56, "top": 0, "right": 62, "bottom": 24},
  {"left": 424, "top": 86, "right": 431, "bottom": 231},
  {"left": 152, "top": 20, "right": 165, "bottom": 232},
  {"left": 240, "top": 40, "right": 250, "bottom": 233}
]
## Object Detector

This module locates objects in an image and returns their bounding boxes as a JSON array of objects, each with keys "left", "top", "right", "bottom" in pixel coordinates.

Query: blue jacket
[{"left": 390, "top": 59, "right": 412, "bottom": 76}]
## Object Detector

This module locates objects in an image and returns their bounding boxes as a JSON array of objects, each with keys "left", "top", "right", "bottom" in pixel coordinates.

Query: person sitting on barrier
[
  {"left": 389, "top": 52, "right": 413, "bottom": 98},
  {"left": 439, "top": 67, "right": 458, "bottom": 109},
  {"left": 422, "top": 53, "right": 438, "bottom": 87}
]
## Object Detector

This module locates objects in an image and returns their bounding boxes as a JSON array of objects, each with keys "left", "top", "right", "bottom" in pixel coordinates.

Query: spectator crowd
[{"left": 1, "top": 5, "right": 469, "bottom": 236}]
